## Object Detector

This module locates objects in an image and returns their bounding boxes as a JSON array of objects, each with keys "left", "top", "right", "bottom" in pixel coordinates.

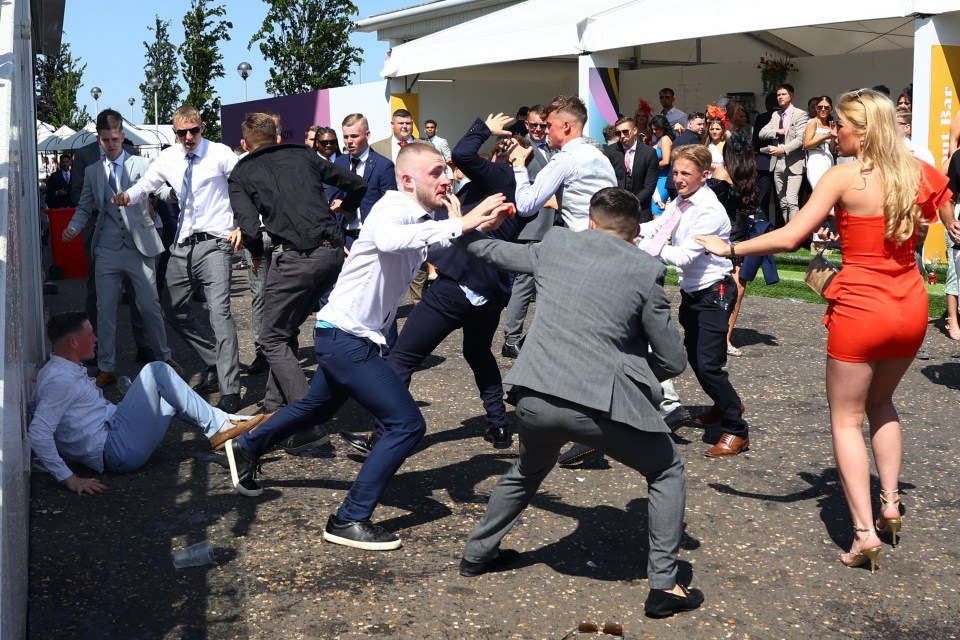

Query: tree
[
  {"left": 180, "top": 0, "right": 232, "bottom": 141},
  {"left": 140, "top": 17, "right": 183, "bottom": 126},
  {"left": 35, "top": 41, "right": 91, "bottom": 128},
  {"left": 249, "top": 0, "right": 363, "bottom": 96}
]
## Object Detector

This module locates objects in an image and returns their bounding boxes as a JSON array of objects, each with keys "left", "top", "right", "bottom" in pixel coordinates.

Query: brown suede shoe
[
  {"left": 165, "top": 359, "right": 187, "bottom": 381},
  {"left": 704, "top": 433, "right": 750, "bottom": 458},
  {"left": 692, "top": 402, "right": 746, "bottom": 426},
  {"left": 95, "top": 371, "right": 117, "bottom": 388},
  {"left": 210, "top": 413, "right": 274, "bottom": 451}
]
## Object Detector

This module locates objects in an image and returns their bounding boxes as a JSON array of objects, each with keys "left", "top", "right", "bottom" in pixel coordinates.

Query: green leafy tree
[
  {"left": 180, "top": 0, "right": 232, "bottom": 141},
  {"left": 140, "top": 17, "right": 183, "bottom": 126},
  {"left": 35, "top": 41, "right": 91, "bottom": 128},
  {"left": 249, "top": 0, "right": 363, "bottom": 96}
]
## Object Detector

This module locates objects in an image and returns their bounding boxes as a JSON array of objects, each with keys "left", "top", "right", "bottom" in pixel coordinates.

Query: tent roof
[
  {"left": 379, "top": 0, "right": 954, "bottom": 77},
  {"left": 43, "top": 118, "right": 174, "bottom": 151}
]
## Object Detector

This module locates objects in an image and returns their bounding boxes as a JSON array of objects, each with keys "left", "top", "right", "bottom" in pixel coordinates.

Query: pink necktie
[
  {"left": 625, "top": 147, "right": 634, "bottom": 176},
  {"left": 645, "top": 198, "right": 691, "bottom": 256}
]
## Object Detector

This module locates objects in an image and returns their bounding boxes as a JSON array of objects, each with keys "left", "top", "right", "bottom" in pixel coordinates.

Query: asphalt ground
[{"left": 27, "top": 268, "right": 960, "bottom": 639}]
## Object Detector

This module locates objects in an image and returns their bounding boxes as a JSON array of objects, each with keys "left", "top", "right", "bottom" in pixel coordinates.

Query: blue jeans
[
  {"left": 102, "top": 362, "right": 231, "bottom": 472},
  {"left": 240, "top": 327, "right": 426, "bottom": 522}
]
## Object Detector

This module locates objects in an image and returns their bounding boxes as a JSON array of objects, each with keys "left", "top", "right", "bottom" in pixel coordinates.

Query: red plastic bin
[{"left": 44, "top": 208, "right": 89, "bottom": 279}]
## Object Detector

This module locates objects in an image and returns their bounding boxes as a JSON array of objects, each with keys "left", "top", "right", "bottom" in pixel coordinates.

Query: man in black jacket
[
  {"left": 229, "top": 112, "right": 366, "bottom": 420},
  {"left": 603, "top": 117, "right": 660, "bottom": 222}
]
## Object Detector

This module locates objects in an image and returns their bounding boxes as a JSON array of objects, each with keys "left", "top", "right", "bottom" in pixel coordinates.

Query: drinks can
[{"left": 928, "top": 271, "right": 937, "bottom": 285}]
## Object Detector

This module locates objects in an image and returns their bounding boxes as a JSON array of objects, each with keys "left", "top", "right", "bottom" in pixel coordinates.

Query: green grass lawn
[{"left": 663, "top": 249, "right": 948, "bottom": 318}]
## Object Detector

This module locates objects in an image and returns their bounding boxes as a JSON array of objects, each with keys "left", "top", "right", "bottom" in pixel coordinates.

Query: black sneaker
[
  {"left": 459, "top": 549, "right": 520, "bottom": 577},
  {"left": 225, "top": 439, "right": 263, "bottom": 497},
  {"left": 281, "top": 424, "right": 331, "bottom": 455},
  {"left": 663, "top": 406, "right": 691, "bottom": 432},
  {"left": 323, "top": 514, "right": 401, "bottom": 550},
  {"left": 339, "top": 430, "right": 379, "bottom": 456},
  {"left": 244, "top": 353, "right": 269, "bottom": 375}
]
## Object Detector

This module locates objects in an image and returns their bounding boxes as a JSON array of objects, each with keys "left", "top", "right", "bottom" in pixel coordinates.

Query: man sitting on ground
[{"left": 28, "top": 311, "right": 266, "bottom": 496}]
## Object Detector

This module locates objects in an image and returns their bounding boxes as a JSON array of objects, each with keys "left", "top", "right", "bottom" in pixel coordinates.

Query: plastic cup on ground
[{"left": 172, "top": 540, "right": 215, "bottom": 568}]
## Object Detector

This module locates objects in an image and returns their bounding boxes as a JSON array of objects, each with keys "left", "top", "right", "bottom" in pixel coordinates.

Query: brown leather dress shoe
[
  {"left": 210, "top": 413, "right": 274, "bottom": 451},
  {"left": 95, "top": 371, "right": 117, "bottom": 388},
  {"left": 165, "top": 359, "right": 188, "bottom": 381},
  {"left": 693, "top": 402, "right": 746, "bottom": 426},
  {"left": 704, "top": 433, "right": 750, "bottom": 458}
]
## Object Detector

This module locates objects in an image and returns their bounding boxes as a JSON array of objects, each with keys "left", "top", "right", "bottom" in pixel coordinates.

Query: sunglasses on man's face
[
  {"left": 317, "top": 140, "right": 337, "bottom": 146},
  {"left": 616, "top": 129, "right": 632, "bottom": 136},
  {"left": 175, "top": 126, "right": 202, "bottom": 137},
  {"left": 528, "top": 122, "right": 548, "bottom": 130}
]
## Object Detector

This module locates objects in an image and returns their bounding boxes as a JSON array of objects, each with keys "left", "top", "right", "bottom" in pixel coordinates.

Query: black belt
[
  {"left": 179, "top": 232, "right": 221, "bottom": 245},
  {"left": 278, "top": 238, "right": 338, "bottom": 253},
  {"left": 342, "top": 229, "right": 360, "bottom": 239},
  {"left": 686, "top": 275, "right": 734, "bottom": 300}
]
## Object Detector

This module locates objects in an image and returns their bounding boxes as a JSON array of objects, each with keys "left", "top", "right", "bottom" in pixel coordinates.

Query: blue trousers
[
  {"left": 102, "top": 362, "right": 232, "bottom": 472},
  {"left": 239, "top": 328, "right": 426, "bottom": 522},
  {"left": 373, "top": 276, "right": 508, "bottom": 439}
]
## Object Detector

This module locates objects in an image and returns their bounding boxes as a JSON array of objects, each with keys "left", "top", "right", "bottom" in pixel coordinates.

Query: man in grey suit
[
  {"left": 455, "top": 187, "right": 704, "bottom": 619},
  {"left": 501, "top": 104, "right": 557, "bottom": 357},
  {"left": 62, "top": 109, "right": 182, "bottom": 388},
  {"left": 758, "top": 83, "right": 809, "bottom": 224}
]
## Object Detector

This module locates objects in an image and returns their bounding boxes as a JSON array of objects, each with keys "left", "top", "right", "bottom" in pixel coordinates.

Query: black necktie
[{"left": 350, "top": 156, "right": 361, "bottom": 173}]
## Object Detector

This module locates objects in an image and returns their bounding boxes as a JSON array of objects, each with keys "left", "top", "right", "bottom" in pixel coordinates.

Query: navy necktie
[{"left": 108, "top": 161, "right": 119, "bottom": 193}]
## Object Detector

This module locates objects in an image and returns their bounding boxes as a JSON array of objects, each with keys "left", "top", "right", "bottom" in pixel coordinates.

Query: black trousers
[
  {"left": 260, "top": 243, "right": 344, "bottom": 411},
  {"left": 678, "top": 277, "right": 747, "bottom": 437},
  {"left": 373, "top": 275, "right": 508, "bottom": 438},
  {"left": 755, "top": 169, "right": 783, "bottom": 227}
]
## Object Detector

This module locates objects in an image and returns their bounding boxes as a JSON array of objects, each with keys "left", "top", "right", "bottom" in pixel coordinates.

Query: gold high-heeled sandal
[
  {"left": 876, "top": 488, "right": 903, "bottom": 547},
  {"left": 841, "top": 526, "right": 881, "bottom": 573}
]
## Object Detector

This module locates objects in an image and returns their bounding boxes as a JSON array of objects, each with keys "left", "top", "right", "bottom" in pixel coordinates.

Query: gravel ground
[{"left": 28, "top": 272, "right": 960, "bottom": 639}]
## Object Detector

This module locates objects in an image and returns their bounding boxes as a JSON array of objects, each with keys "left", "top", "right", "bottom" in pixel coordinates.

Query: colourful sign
[{"left": 928, "top": 44, "right": 960, "bottom": 169}]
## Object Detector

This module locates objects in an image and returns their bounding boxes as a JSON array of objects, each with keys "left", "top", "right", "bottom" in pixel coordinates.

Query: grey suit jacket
[
  {"left": 68, "top": 155, "right": 164, "bottom": 257},
  {"left": 70, "top": 140, "right": 139, "bottom": 207},
  {"left": 518, "top": 142, "right": 557, "bottom": 241},
  {"left": 758, "top": 107, "right": 809, "bottom": 173},
  {"left": 458, "top": 227, "right": 687, "bottom": 432}
]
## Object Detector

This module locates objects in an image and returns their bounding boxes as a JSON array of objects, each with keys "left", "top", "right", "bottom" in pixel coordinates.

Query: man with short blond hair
[{"left": 113, "top": 104, "right": 243, "bottom": 412}]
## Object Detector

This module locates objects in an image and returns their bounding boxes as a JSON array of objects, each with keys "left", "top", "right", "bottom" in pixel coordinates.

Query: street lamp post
[
  {"left": 149, "top": 76, "right": 160, "bottom": 135},
  {"left": 127, "top": 97, "right": 135, "bottom": 121},
  {"left": 237, "top": 62, "right": 252, "bottom": 102},
  {"left": 90, "top": 87, "right": 101, "bottom": 116}
]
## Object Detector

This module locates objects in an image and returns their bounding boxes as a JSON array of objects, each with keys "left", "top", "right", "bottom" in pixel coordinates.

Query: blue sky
[{"left": 60, "top": 0, "right": 410, "bottom": 123}]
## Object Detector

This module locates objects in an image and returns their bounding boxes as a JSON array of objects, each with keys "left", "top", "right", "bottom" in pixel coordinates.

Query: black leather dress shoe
[
  {"left": 558, "top": 442, "right": 599, "bottom": 467},
  {"left": 244, "top": 353, "right": 269, "bottom": 375},
  {"left": 339, "top": 430, "right": 378, "bottom": 456},
  {"left": 483, "top": 426, "right": 513, "bottom": 449},
  {"left": 644, "top": 585, "right": 705, "bottom": 618},
  {"left": 281, "top": 424, "right": 331, "bottom": 455},
  {"left": 459, "top": 549, "right": 520, "bottom": 577},
  {"left": 135, "top": 347, "right": 156, "bottom": 364},
  {"left": 193, "top": 369, "right": 218, "bottom": 394},
  {"left": 501, "top": 342, "right": 520, "bottom": 359},
  {"left": 216, "top": 393, "right": 240, "bottom": 414}
]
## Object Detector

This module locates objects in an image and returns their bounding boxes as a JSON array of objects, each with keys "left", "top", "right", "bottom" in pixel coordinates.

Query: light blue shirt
[{"left": 28, "top": 355, "right": 116, "bottom": 481}]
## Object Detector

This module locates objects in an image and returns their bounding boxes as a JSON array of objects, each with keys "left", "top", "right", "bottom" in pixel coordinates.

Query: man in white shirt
[
  {"left": 113, "top": 105, "right": 242, "bottom": 413},
  {"left": 638, "top": 145, "right": 749, "bottom": 458},
  {"left": 28, "top": 311, "right": 264, "bottom": 496},
  {"left": 421, "top": 119, "right": 453, "bottom": 178},
  {"left": 222, "top": 142, "right": 508, "bottom": 551},
  {"left": 513, "top": 94, "right": 617, "bottom": 231}
]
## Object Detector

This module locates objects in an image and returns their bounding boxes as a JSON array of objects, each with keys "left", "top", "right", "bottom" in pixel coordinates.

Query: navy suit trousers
[
  {"left": 240, "top": 327, "right": 426, "bottom": 522},
  {"left": 373, "top": 276, "right": 509, "bottom": 439}
]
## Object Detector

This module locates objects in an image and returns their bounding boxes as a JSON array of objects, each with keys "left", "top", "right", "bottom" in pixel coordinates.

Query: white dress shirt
[
  {"left": 344, "top": 147, "right": 371, "bottom": 231},
  {"left": 638, "top": 185, "right": 732, "bottom": 292},
  {"left": 317, "top": 191, "right": 462, "bottom": 344},
  {"left": 124, "top": 137, "right": 238, "bottom": 242},
  {"left": 28, "top": 356, "right": 116, "bottom": 481}
]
